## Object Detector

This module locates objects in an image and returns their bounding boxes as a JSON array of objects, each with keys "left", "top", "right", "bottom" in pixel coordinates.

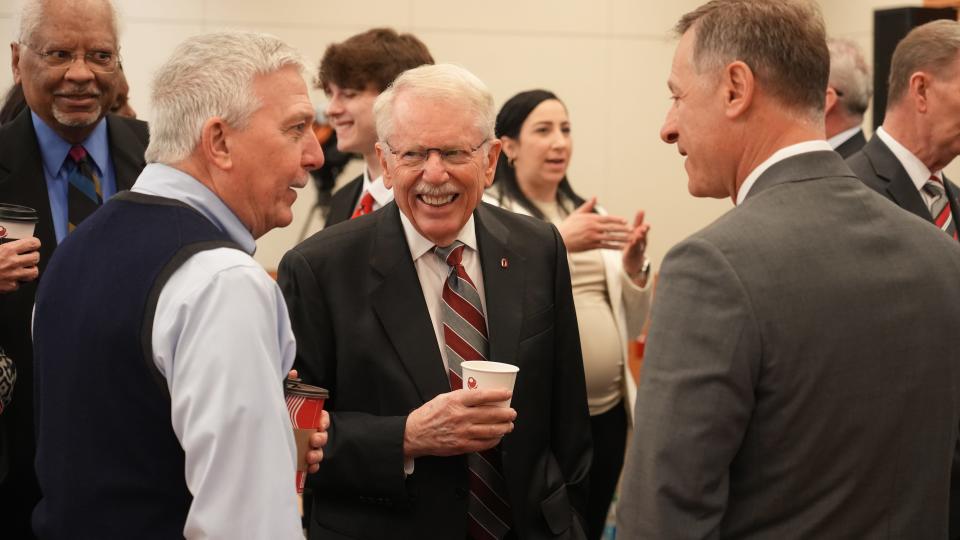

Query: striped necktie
[
  {"left": 923, "top": 175, "right": 958, "bottom": 240},
  {"left": 351, "top": 191, "right": 375, "bottom": 219},
  {"left": 435, "top": 242, "right": 513, "bottom": 540},
  {"left": 66, "top": 145, "right": 102, "bottom": 233}
]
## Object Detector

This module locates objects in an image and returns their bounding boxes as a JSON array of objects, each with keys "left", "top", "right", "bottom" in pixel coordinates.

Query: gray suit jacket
[{"left": 618, "top": 151, "right": 960, "bottom": 538}]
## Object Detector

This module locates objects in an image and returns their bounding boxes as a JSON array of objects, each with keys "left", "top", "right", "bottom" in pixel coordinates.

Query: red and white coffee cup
[{"left": 284, "top": 379, "right": 329, "bottom": 493}]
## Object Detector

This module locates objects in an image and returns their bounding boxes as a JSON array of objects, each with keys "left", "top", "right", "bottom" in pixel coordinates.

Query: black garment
[
  {"left": 585, "top": 402, "right": 627, "bottom": 540},
  {"left": 32, "top": 192, "right": 238, "bottom": 539},
  {"left": 834, "top": 129, "right": 866, "bottom": 159}
]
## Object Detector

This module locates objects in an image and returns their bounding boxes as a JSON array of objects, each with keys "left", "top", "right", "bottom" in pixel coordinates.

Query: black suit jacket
[
  {"left": 0, "top": 109, "right": 148, "bottom": 534},
  {"left": 834, "top": 128, "right": 867, "bottom": 159},
  {"left": 846, "top": 135, "right": 960, "bottom": 238},
  {"left": 279, "top": 202, "right": 591, "bottom": 540},
  {"left": 324, "top": 173, "right": 363, "bottom": 228}
]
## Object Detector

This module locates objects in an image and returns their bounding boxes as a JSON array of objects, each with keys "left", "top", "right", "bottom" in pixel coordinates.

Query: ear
[
  {"left": 10, "top": 42, "right": 22, "bottom": 84},
  {"left": 500, "top": 136, "right": 518, "bottom": 163},
  {"left": 825, "top": 86, "right": 838, "bottom": 115},
  {"left": 199, "top": 117, "right": 232, "bottom": 171},
  {"left": 722, "top": 60, "right": 754, "bottom": 119},
  {"left": 482, "top": 139, "right": 502, "bottom": 188},
  {"left": 376, "top": 142, "right": 393, "bottom": 189},
  {"left": 909, "top": 71, "right": 931, "bottom": 113}
]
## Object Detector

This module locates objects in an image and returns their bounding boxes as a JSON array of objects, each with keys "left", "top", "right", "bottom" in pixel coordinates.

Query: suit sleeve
[
  {"left": 617, "top": 237, "right": 760, "bottom": 538},
  {"left": 278, "top": 248, "right": 409, "bottom": 500},
  {"left": 549, "top": 225, "right": 593, "bottom": 533}
]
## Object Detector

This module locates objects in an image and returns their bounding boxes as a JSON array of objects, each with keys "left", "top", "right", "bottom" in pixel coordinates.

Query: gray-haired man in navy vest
[{"left": 32, "top": 32, "right": 328, "bottom": 538}]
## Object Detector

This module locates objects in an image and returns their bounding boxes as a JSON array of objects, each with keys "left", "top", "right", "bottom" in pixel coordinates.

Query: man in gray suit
[
  {"left": 847, "top": 20, "right": 960, "bottom": 242},
  {"left": 618, "top": 0, "right": 960, "bottom": 537}
]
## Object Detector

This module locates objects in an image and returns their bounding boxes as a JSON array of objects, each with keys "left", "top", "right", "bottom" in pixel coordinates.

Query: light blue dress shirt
[
  {"left": 31, "top": 111, "right": 117, "bottom": 243},
  {"left": 132, "top": 163, "right": 302, "bottom": 538}
]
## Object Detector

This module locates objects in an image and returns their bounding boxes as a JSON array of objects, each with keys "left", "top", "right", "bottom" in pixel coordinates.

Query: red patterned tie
[
  {"left": 435, "top": 242, "right": 512, "bottom": 540},
  {"left": 351, "top": 191, "right": 375, "bottom": 219},
  {"left": 923, "top": 175, "right": 958, "bottom": 240}
]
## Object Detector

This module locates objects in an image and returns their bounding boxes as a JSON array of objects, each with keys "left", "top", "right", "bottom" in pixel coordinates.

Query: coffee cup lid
[
  {"left": 0, "top": 203, "right": 38, "bottom": 223},
  {"left": 284, "top": 379, "right": 329, "bottom": 399}
]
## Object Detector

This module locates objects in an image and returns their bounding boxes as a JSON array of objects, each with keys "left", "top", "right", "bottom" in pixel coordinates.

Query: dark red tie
[
  {"left": 435, "top": 242, "right": 512, "bottom": 540},
  {"left": 923, "top": 175, "right": 958, "bottom": 240},
  {"left": 351, "top": 191, "right": 374, "bottom": 219}
]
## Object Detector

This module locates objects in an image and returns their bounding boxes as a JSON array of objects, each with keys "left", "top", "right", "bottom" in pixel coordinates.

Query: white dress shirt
[
  {"left": 827, "top": 125, "right": 863, "bottom": 150},
  {"left": 736, "top": 140, "right": 834, "bottom": 205},
  {"left": 875, "top": 126, "right": 942, "bottom": 208},
  {"left": 133, "top": 163, "right": 303, "bottom": 539},
  {"left": 355, "top": 167, "right": 394, "bottom": 213}
]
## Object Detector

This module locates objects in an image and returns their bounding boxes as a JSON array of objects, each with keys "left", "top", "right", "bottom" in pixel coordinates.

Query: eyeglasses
[
  {"left": 21, "top": 43, "right": 120, "bottom": 73},
  {"left": 383, "top": 139, "right": 488, "bottom": 170}
]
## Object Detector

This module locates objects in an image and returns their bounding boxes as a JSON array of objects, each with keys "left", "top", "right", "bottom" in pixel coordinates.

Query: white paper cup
[
  {"left": 460, "top": 360, "right": 519, "bottom": 407},
  {"left": 0, "top": 204, "right": 38, "bottom": 243}
]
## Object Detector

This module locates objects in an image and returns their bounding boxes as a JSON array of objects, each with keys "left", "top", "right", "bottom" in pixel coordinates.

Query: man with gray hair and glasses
[
  {"left": 280, "top": 63, "right": 591, "bottom": 539},
  {"left": 0, "top": 1, "right": 147, "bottom": 535},
  {"left": 32, "top": 31, "right": 327, "bottom": 538},
  {"left": 848, "top": 19, "right": 960, "bottom": 243},
  {"left": 619, "top": 0, "right": 960, "bottom": 536},
  {"left": 825, "top": 37, "right": 872, "bottom": 157}
]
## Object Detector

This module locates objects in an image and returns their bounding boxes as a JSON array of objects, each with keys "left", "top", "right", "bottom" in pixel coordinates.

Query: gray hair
[
  {"left": 828, "top": 38, "right": 872, "bottom": 117},
  {"left": 888, "top": 19, "right": 960, "bottom": 105},
  {"left": 145, "top": 31, "right": 309, "bottom": 164},
  {"left": 675, "top": 0, "right": 828, "bottom": 116},
  {"left": 18, "top": 0, "right": 120, "bottom": 44},
  {"left": 373, "top": 63, "right": 495, "bottom": 144}
]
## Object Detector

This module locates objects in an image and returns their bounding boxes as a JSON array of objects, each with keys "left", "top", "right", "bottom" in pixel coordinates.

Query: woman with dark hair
[{"left": 485, "top": 89, "right": 651, "bottom": 540}]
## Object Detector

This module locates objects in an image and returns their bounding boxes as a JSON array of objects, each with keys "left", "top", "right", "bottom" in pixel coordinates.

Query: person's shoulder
[
  {"left": 107, "top": 114, "right": 149, "bottom": 146},
  {"left": 479, "top": 201, "right": 554, "bottom": 236},
  {"left": 288, "top": 201, "right": 386, "bottom": 261}
]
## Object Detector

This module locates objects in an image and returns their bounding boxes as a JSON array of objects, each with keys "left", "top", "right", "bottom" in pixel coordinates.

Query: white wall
[{"left": 1, "top": 0, "right": 947, "bottom": 271}]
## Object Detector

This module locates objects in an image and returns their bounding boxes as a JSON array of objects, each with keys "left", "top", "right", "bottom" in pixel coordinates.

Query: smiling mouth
[{"left": 418, "top": 193, "right": 459, "bottom": 207}]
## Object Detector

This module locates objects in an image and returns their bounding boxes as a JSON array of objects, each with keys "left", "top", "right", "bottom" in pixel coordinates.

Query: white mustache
[{"left": 413, "top": 182, "right": 459, "bottom": 197}]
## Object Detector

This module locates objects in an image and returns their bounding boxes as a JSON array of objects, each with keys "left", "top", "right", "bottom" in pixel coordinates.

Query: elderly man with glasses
[
  {"left": 279, "top": 63, "right": 592, "bottom": 540},
  {"left": 0, "top": 1, "right": 147, "bottom": 536}
]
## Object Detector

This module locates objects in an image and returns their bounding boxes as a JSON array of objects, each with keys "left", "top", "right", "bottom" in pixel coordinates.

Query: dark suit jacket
[
  {"left": 0, "top": 109, "right": 148, "bottom": 534},
  {"left": 324, "top": 173, "right": 363, "bottom": 228},
  {"left": 833, "top": 128, "right": 866, "bottom": 159},
  {"left": 847, "top": 135, "right": 960, "bottom": 238},
  {"left": 619, "top": 151, "right": 960, "bottom": 537},
  {"left": 279, "top": 202, "right": 591, "bottom": 540}
]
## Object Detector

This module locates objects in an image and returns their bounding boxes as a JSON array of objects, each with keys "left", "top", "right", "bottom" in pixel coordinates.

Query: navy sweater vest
[{"left": 32, "top": 192, "right": 240, "bottom": 538}]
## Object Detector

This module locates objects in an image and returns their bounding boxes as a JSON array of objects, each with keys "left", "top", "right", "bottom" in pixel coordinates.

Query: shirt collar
[
  {"left": 736, "top": 140, "right": 833, "bottom": 205},
  {"left": 875, "top": 126, "right": 939, "bottom": 189},
  {"left": 131, "top": 163, "right": 257, "bottom": 254},
  {"left": 32, "top": 111, "right": 110, "bottom": 176},
  {"left": 827, "top": 125, "right": 862, "bottom": 149},
  {"left": 399, "top": 211, "right": 478, "bottom": 262},
  {"left": 362, "top": 167, "right": 394, "bottom": 207}
]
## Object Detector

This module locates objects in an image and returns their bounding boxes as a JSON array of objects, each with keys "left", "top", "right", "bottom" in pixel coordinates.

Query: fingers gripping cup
[
  {"left": 283, "top": 380, "right": 329, "bottom": 493},
  {"left": 460, "top": 361, "right": 519, "bottom": 407},
  {"left": 0, "top": 204, "right": 38, "bottom": 243}
]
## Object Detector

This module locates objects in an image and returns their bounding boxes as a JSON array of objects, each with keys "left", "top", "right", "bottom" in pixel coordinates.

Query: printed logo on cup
[
  {"left": 467, "top": 376, "right": 478, "bottom": 389},
  {"left": 0, "top": 226, "right": 6, "bottom": 238}
]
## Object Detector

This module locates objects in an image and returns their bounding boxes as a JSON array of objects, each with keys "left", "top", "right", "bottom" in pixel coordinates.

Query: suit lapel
[
  {"left": 370, "top": 203, "right": 450, "bottom": 402},
  {"left": 106, "top": 115, "right": 147, "bottom": 191},
  {"left": 0, "top": 109, "right": 57, "bottom": 272},
  {"left": 944, "top": 176, "right": 960, "bottom": 243},
  {"left": 862, "top": 137, "right": 931, "bottom": 222},
  {"left": 475, "top": 204, "right": 523, "bottom": 368}
]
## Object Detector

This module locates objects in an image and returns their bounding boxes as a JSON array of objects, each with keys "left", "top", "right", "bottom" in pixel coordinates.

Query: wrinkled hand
[
  {"left": 558, "top": 197, "right": 631, "bottom": 253},
  {"left": 404, "top": 389, "right": 517, "bottom": 458},
  {"left": 305, "top": 410, "right": 330, "bottom": 473},
  {"left": 0, "top": 237, "right": 40, "bottom": 293},
  {"left": 622, "top": 210, "right": 651, "bottom": 277}
]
